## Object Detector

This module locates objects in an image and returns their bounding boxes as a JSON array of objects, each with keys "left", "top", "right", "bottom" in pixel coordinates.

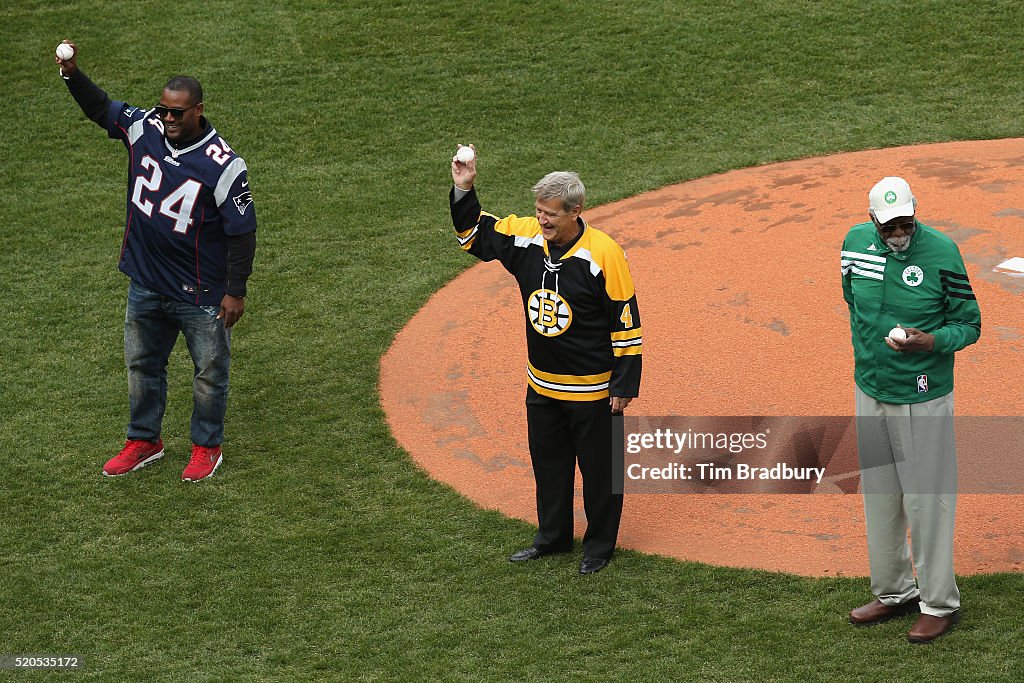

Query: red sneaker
[
  {"left": 182, "top": 444, "right": 223, "bottom": 482},
  {"left": 103, "top": 439, "right": 165, "bottom": 476}
]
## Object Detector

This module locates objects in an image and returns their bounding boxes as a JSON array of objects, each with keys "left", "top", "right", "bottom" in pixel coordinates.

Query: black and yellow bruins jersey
[{"left": 451, "top": 187, "right": 642, "bottom": 401}]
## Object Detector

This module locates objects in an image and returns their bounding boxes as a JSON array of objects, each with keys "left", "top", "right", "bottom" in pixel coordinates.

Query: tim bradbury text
[{"left": 627, "top": 462, "right": 826, "bottom": 484}]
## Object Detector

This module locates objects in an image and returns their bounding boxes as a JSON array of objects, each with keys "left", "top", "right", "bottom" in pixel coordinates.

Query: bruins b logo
[{"left": 528, "top": 289, "right": 572, "bottom": 337}]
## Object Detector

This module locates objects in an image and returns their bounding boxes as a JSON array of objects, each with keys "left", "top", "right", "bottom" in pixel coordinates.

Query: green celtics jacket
[
  {"left": 451, "top": 187, "right": 642, "bottom": 401},
  {"left": 841, "top": 221, "right": 981, "bottom": 404}
]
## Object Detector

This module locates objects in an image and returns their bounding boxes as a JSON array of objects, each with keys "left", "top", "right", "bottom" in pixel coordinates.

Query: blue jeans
[{"left": 124, "top": 281, "right": 231, "bottom": 447}]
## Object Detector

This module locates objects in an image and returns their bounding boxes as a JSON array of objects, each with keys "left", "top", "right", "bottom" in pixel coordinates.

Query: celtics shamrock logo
[{"left": 902, "top": 265, "right": 924, "bottom": 287}]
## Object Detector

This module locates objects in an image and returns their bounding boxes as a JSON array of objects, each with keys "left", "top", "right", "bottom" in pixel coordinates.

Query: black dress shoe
[
  {"left": 509, "top": 546, "right": 547, "bottom": 562},
  {"left": 579, "top": 557, "right": 609, "bottom": 575}
]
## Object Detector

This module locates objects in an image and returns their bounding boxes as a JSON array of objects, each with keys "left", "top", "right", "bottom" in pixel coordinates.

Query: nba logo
[{"left": 917, "top": 374, "right": 929, "bottom": 393}]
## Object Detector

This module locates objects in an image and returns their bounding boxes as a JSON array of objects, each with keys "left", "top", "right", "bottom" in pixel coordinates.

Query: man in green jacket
[{"left": 841, "top": 177, "right": 980, "bottom": 644}]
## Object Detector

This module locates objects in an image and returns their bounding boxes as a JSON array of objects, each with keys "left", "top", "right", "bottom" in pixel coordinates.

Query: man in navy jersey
[{"left": 56, "top": 41, "right": 257, "bottom": 482}]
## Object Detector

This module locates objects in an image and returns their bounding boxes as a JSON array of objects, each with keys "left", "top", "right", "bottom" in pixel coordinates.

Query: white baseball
[
  {"left": 56, "top": 43, "right": 74, "bottom": 61},
  {"left": 456, "top": 146, "right": 475, "bottom": 164},
  {"left": 888, "top": 327, "right": 907, "bottom": 341}
]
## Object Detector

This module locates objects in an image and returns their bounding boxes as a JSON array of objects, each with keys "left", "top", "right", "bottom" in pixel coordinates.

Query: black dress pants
[{"left": 526, "top": 387, "right": 622, "bottom": 559}]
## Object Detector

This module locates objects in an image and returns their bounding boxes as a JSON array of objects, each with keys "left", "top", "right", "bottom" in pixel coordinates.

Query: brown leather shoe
[
  {"left": 849, "top": 596, "right": 921, "bottom": 626},
  {"left": 908, "top": 612, "right": 960, "bottom": 644}
]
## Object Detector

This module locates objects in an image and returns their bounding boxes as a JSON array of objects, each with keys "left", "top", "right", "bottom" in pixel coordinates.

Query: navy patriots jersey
[
  {"left": 102, "top": 100, "right": 256, "bottom": 305},
  {"left": 451, "top": 187, "right": 642, "bottom": 401}
]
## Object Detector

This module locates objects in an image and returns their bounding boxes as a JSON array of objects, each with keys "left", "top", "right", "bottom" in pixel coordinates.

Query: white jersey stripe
[
  {"left": 570, "top": 247, "right": 603, "bottom": 277},
  {"left": 214, "top": 157, "right": 248, "bottom": 207},
  {"left": 612, "top": 338, "right": 643, "bottom": 348},
  {"left": 126, "top": 114, "right": 149, "bottom": 145},
  {"left": 514, "top": 234, "right": 545, "bottom": 249},
  {"left": 841, "top": 265, "right": 884, "bottom": 280},
  {"left": 457, "top": 225, "right": 479, "bottom": 246},
  {"left": 527, "top": 366, "right": 609, "bottom": 393},
  {"left": 841, "top": 249, "right": 886, "bottom": 264},
  {"left": 841, "top": 258, "right": 885, "bottom": 272}
]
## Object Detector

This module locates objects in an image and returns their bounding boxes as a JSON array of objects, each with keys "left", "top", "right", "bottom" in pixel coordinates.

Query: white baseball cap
[{"left": 869, "top": 176, "right": 916, "bottom": 224}]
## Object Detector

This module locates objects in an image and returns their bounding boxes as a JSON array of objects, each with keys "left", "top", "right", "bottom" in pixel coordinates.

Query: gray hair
[{"left": 532, "top": 171, "right": 585, "bottom": 212}]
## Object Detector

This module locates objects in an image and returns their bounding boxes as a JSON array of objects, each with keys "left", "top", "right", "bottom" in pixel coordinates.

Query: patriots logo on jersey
[{"left": 233, "top": 190, "right": 253, "bottom": 215}]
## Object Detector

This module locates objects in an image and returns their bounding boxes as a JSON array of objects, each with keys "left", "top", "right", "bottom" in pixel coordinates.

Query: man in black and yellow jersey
[{"left": 450, "top": 145, "right": 642, "bottom": 575}]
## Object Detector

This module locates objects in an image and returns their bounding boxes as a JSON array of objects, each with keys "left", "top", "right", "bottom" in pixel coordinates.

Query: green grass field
[{"left": 2, "top": 1, "right": 1023, "bottom": 680}]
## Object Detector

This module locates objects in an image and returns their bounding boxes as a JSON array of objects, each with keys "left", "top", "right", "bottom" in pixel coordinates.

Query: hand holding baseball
[
  {"left": 55, "top": 40, "right": 78, "bottom": 76},
  {"left": 885, "top": 325, "right": 935, "bottom": 353},
  {"left": 451, "top": 144, "right": 476, "bottom": 190}
]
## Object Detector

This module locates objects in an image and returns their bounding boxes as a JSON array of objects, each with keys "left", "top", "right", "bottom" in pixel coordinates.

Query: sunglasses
[
  {"left": 877, "top": 220, "right": 916, "bottom": 235},
  {"left": 153, "top": 102, "right": 201, "bottom": 119}
]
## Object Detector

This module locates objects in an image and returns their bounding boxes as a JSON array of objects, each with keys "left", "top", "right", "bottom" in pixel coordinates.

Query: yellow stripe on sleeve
[{"left": 611, "top": 328, "right": 643, "bottom": 341}]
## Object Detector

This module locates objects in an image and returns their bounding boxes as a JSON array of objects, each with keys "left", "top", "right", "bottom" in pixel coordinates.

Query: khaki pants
[{"left": 855, "top": 386, "right": 959, "bottom": 617}]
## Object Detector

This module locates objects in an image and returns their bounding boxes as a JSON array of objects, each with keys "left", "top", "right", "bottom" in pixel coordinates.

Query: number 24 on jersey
[{"left": 130, "top": 133, "right": 234, "bottom": 234}]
